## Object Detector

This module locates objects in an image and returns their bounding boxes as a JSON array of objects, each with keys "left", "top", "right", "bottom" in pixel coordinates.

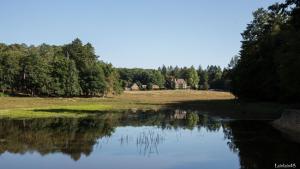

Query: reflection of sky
[{"left": 0, "top": 126, "right": 240, "bottom": 169}]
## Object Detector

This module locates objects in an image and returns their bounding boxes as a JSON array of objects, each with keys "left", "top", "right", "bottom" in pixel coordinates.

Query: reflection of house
[
  {"left": 152, "top": 85, "right": 160, "bottom": 90},
  {"left": 171, "top": 109, "right": 187, "bottom": 119},
  {"left": 130, "top": 83, "right": 140, "bottom": 91},
  {"left": 173, "top": 79, "right": 187, "bottom": 89}
]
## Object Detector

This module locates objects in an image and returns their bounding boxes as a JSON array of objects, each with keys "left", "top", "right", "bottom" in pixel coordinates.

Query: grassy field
[{"left": 0, "top": 90, "right": 286, "bottom": 119}]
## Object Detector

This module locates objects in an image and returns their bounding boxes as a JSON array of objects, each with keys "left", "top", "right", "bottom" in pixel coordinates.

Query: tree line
[
  {"left": 229, "top": 0, "right": 300, "bottom": 102},
  {"left": 0, "top": 38, "right": 123, "bottom": 96},
  {"left": 118, "top": 65, "right": 231, "bottom": 90},
  {"left": 0, "top": 36, "right": 232, "bottom": 98},
  {"left": 118, "top": 68, "right": 165, "bottom": 89}
]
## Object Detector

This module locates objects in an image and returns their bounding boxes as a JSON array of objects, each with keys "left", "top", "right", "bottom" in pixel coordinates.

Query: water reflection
[
  {"left": 137, "top": 130, "right": 165, "bottom": 156},
  {"left": 223, "top": 120, "right": 300, "bottom": 169},
  {"left": 0, "top": 109, "right": 299, "bottom": 169},
  {"left": 0, "top": 118, "right": 113, "bottom": 160},
  {"left": 0, "top": 110, "right": 209, "bottom": 160}
]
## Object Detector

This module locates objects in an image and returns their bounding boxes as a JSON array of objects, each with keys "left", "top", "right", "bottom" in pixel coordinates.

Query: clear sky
[{"left": 0, "top": 0, "right": 284, "bottom": 69}]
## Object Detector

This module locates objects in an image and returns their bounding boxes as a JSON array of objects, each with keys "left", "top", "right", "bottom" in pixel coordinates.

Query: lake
[{"left": 0, "top": 109, "right": 299, "bottom": 169}]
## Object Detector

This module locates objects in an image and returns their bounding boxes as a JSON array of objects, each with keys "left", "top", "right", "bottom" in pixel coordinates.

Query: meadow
[{"left": 0, "top": 90, "right": 286, "bottom": 119}]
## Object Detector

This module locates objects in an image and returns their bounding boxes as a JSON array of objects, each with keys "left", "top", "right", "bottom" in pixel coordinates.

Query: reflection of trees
[
  {"left": 0, "top": 118, "right": 116, "bottom": 161},
  {"left": 186, "top": 112, "right": 199, "bottom": 129},
  {"left": 0, "top": 109, "right": 223, "bottom": 160},
  {"left": 2, "top": 110, "right": 299, "bottom": 168},
  {"left": 128, "top": 109, "right": 222, "bottom": 131},
  {"left": 223, "top": 121, "right": 300, "bottom": 169},
  {"left": 197, "top": 114, "right": 222, "bottom": 132}
]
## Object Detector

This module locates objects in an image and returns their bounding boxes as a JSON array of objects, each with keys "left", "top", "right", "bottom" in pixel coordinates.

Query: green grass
[
  {"left": 0, "top": 90, "right": 235, "bottom": 119},
  {"left": 0, "top": 104, "right": 114, "bottom": 119},
  {"left": 0, "top": 109, "right": 88, "bottom": 119},
  {"left": 0, "top": 92, "right": 9, "bottom": 97},
  {"left": 0, "top": 90, "right": 289, "bottom": 120}
]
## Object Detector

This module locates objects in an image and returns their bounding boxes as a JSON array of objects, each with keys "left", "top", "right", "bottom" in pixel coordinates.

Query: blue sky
[{"left": 0, "top": 0, "right": 284, "bottom": 68}]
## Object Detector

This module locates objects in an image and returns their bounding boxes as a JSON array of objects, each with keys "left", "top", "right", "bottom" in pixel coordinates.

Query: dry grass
[
  {"left": 0, "top": 90, "right": 234, "bottom": 110},
  {"left": 120, "top": 90, "right": 234, "bottom": 101},
  {"left": 0, "top": 90, "right": 236, "bottom": 119},
  {"left": 0, "top": 90, "right": 287, "bottom": 120}
]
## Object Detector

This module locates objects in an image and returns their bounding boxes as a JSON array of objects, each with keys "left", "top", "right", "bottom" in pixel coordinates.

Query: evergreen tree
[{"left": 230, "top": 0, "right": 300, "bottom": 102}]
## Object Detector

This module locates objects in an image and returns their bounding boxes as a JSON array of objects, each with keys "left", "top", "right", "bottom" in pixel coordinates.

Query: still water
[{"left": 0, "top": 110, "right": 299, "bottom": 169}]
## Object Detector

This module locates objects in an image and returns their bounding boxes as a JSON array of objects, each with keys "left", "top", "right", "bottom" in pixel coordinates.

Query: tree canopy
[
  {"left": 0, "top": 39, "right": 123, "bottom": 96},
  {"left": 230, "top": 0, "right": 300, "bottom": 102},
  {"left": 118, "top": 65, "right": 229, "bottom": 90}
]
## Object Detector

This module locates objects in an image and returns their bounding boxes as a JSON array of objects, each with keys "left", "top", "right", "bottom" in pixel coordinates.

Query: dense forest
[
  {"left": 0, "top": 38, "right": 123, "bottom": 96},
  {"left": 118, "top": 65, "right": 230, "bottom": 90},
  {"left": 230, "top": 0, "right": 300, "bottom": 102},
  {"left": 0, "top": 38, "right": 231, "bottom": 96}
]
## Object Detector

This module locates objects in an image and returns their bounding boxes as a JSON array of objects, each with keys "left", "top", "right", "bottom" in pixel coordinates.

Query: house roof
[
  {"left": 131, "top": 83, "right": 139, "bottom": 89},
  {"left": 152, "top": 84, "right": 160, "bottom": 88},
  {"left": 175, "top": 79, "right": 186, "bottom": 84}
]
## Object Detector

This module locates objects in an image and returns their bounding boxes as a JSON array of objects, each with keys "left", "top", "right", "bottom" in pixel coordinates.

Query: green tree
[
  {"left": 20, "top": 48, "right": 50, "bottom": 95},
  {"left": 187, "top": 66, "right": 199, "bottom": 89},
  {"left": 0, "top": 49, "right": 22, "bottom": 93},
  {"left": 230, "top": 0, "right": 300, "bottom": 102},
  {"left": 197, "top": 66, "right": 209, "bottom": 90},
  {"left": 151, "top": 70, "right": 165, "bottom": 88},
  {"left": 64, "top": 39, "right": 107, "bottom": 96},
  {"left": 207, "top": 65, "right": 222, "bottom": 89},
  {"left": 0, "top": 39, "right": 122, "bottom": 97},
  {"left": 100, "top": 62, "right": 123, "bottom": 95},
  {"left": 49, "top": 54, "right": 81, "bottom": 96}
]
